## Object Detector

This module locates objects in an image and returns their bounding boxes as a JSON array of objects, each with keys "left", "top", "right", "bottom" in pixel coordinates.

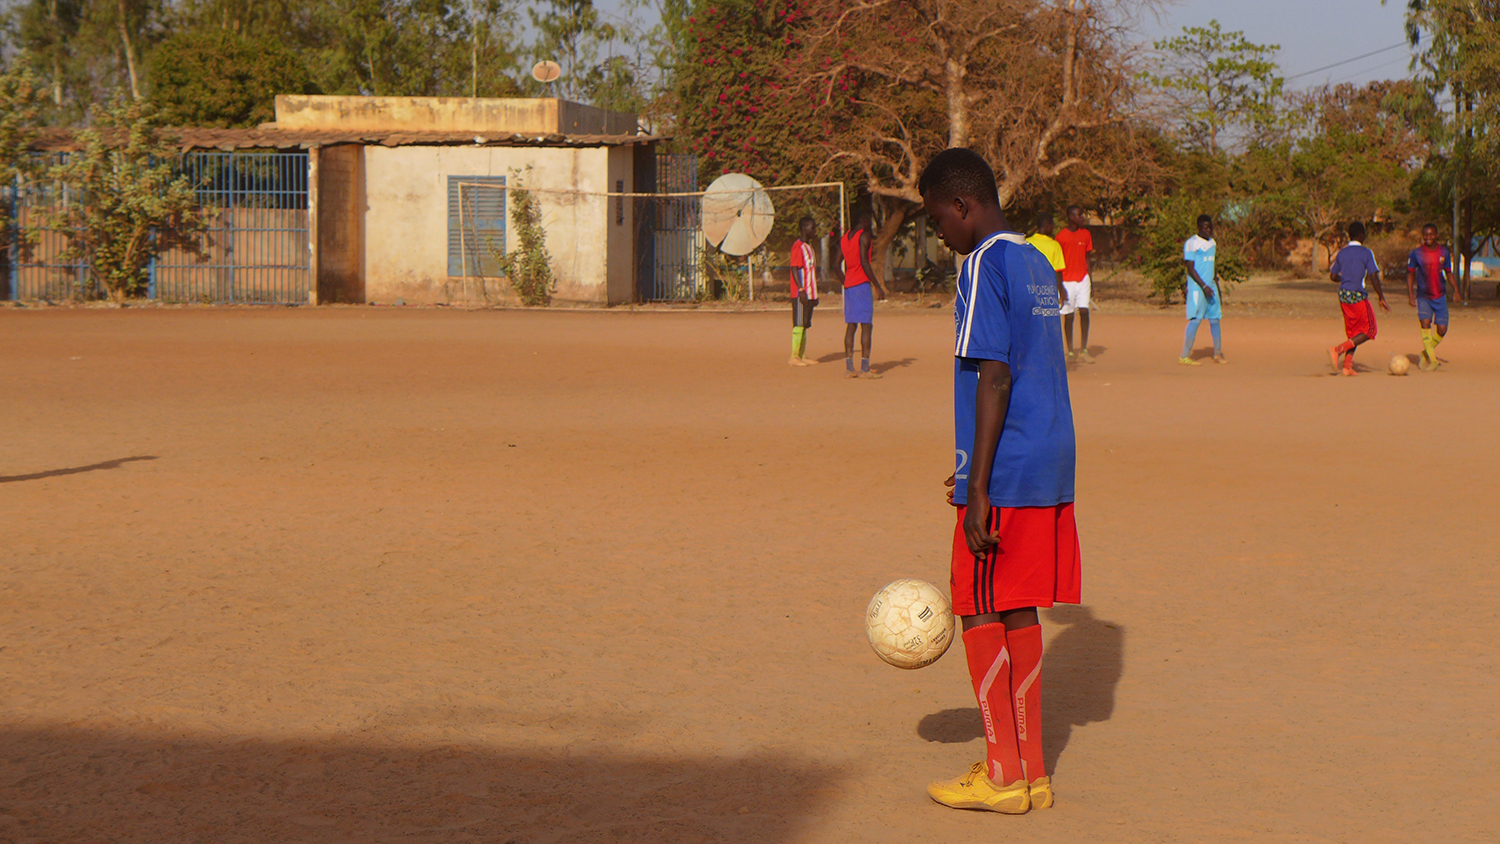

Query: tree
[
  {"left": 151, "top": 28, "right": 313, "bottom": 127},
  {"left": 528, "top": 0, "right": 621, "bottom": 103},
  {"left": 4, "top": 0, "right": 165, "bottom": 122},
  {"left": 1403, "top": 0, "right": 1500, "bottom": 300},
  {"left": 0, "top": 60, "right": 47, "bottom": 275},
  {"left": 47, "top": 95, "right": 205, "bottom": 300},
  {"left": 1144, "top": 19, "right": 1285, "bottom": 156},
  {"left": 308, "top": 0, "right": 522, "bottom": 98},
  {"left": 784, "top": 0, "right": 1150, "bottom": 276}
]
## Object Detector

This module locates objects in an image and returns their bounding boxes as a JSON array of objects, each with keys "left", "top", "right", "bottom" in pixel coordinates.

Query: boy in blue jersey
[
  {"left": 1327, "top": 222, "right": 1389, "bottom": 376},
  {"left": 1405, "top": 224, "right": 1453, "bottom": 370},
  {"left": 919, "top": 148, "right": 1081, "bottom": 816},
  {"left": 1180, "top": 215, "right": 1225, "bottom": 364}
]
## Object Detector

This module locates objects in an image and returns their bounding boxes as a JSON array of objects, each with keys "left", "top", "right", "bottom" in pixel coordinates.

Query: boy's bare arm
[
  {"left": 962, "top": 359, "right": 1011, "bottom": 555},
  {"left": 1183, "top": 259, "right": 1214, "bottom": 301},
  {"left": 1406, "top": 268, "right": 1417, "bottom": 307},
  {"left": 859, "top": 230, "right": 885, "bottom": 298},
  {"left": 1368, "top": 272, "right": 1391, "bottom": 312}
]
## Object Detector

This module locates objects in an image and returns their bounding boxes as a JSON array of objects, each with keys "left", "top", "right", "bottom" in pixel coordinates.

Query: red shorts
[
  {"left": 950, "top": 503, "right": 1081, "bottom": 616},
  {"left": 1340, "top": 299, "right": 1377, "bottom": 340}
]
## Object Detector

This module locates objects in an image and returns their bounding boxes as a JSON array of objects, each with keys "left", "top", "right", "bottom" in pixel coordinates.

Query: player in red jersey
[
  {"left": 1054, "top": 206, "right": 1094, "bottom": 362},
  {"left": 920, "top": 148, "right": 1081, "bottom": 816},
  {"left": 788, "top": 216, "right": 820, "bottom": 366},
  {"left": 839, "top": 209, "right": 887, "bottom": 378}
]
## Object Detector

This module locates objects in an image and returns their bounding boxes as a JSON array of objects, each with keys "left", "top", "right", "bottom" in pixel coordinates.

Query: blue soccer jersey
[
  {"left": 953, "top": 232, "right": 1076, "bottom": 508},
  {"left": 1183, "top": 235, "right": 1221, "bottom": 320},
  {"left": 1332, "top": 241, "right": 1381, "bottom": 297}
]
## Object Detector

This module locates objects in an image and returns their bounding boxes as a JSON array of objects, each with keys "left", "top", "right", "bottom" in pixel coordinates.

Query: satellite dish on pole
[
  {"left": 701, "top": 173, "right": 775, "bottom": 256},
  {"left": 531, "top": 61, "right": 562, "bottom": 84}
]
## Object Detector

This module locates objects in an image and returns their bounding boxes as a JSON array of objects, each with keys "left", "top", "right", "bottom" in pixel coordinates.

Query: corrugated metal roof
[{"left": 32, "top": 127, "right": 662, "bottom": 152}]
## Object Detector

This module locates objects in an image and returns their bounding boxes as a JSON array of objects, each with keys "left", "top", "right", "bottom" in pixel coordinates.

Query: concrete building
[{"left": 25, "top": 96, "right": 659, "bottom": 306}]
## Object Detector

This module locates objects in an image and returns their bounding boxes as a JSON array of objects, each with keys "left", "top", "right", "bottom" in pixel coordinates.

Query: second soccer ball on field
[{"left": 866, "top": 579, "right": 955, "bottom": 669}]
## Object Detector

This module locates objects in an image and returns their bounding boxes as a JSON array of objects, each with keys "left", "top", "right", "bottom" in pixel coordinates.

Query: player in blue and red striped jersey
[
  {"left": 788, "top": 216, "right": 820, "bottom": 367},
  {"left": 919, "top": 148, "right": 1080, "bottom": 816},
  {"left": 1406, "top": 224, "right": 1453, "bottom": 370}
]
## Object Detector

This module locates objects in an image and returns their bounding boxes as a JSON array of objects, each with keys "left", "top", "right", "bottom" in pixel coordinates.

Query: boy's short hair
[
  {"left": 1196, "top": 214, "right": 1212, "bottom": 225},
  {"left": 1034, "top": 211, "right": 1053, "bottom": 229},
  {"left": 798, "top": 215, "right": 816, "bottom": 230},
  {"left": 918, "top": 148, "right": 999, "bottom": 208},
  {"left": 1422, "top": 222, "right": 1438, "bottom": 233},
  {"left": 1066, "top": 204, "right": 1083, "bottom": 215},
  {"left": 853, "top": 207, "right": 873, "bottom": 228},
  {"left": 1348, "top": 221, "right": 1366, "bottom": 241}
]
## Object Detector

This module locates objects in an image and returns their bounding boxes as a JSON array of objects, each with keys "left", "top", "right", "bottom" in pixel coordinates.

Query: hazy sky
[{"left": 1137, "top": 0, "right": 1416, "bottom": 89}]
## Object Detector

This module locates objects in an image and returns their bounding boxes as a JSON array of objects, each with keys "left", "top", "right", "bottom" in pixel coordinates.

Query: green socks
[{"left": 792, "top": 327, "right": 806, "bottom": 358}]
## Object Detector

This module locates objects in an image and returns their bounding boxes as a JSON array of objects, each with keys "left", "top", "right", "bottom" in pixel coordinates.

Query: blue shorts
[
  {"left": 843, "top": 282, "right": 873, "bottom": 324},
  {"left": 1417, "top": 295, "right": 1449, "bottom": 326}
]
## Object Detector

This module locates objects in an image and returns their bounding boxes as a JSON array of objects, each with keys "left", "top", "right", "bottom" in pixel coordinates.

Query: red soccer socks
[
  {"left": 1006, "top": 624, "right": 1047, "bottom": 784},
  {"left": 962, "top": 622, "right": 1025, "bottom": 786}
]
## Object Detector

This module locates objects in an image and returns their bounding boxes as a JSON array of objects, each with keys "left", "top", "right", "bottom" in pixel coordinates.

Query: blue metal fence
[
  {"left": 646, "top": 154, "right": 701, "bottom": 301},
  {"left": 4, "top": 151, "right": 310, "bottom": 304}
]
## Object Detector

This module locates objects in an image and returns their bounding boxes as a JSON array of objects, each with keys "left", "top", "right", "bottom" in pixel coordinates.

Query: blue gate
[
  {"left": 154, "top": 152, "right": 310, "bottom": 304},
  {"left": 645, "top": 154, "right": 701, "bottom": 301},
  {"left": 4, "top": 151, "right": 310, "bottom": 304}
]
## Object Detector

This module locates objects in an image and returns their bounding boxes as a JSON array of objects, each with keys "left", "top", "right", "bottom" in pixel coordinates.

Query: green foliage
[
  {"left": 1134, "top": 195, "right": 1248, "bottom": 305},
  {"left": 1145, "top": 20, "right": 1286, "bottom": 155},
  {"left": 490, "top": 179, "right": 554, "bottom": 307},
  {"left": 0, "top": 59, "right": 46, "bottom": 265},
  {"left": 151, "top": 29, "right": 313, "bottom": 127},
  {"left": 47, "top": 94, "right": 205, "bottom": 301}
]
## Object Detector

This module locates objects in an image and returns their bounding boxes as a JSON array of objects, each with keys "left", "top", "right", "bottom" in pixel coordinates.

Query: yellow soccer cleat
[
  {"left": 927, "top": 762, "right": 1032, "bottom": 814},
  {"left": 1028, "top": 776, "right": 1054, "bottom": 809},
  {"left": 1178, "top": 356, "right": 1202, "bottom": 366}
]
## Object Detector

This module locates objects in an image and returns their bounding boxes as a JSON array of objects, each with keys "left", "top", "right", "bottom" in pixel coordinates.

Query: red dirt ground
[{"left": 2, "top": 305, "right": 1497, "bottom": 843}]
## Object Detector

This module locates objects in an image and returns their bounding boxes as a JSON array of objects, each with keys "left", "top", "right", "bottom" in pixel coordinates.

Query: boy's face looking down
[{"left": 924, "top": 193, "right": 981, "bottom": 256}]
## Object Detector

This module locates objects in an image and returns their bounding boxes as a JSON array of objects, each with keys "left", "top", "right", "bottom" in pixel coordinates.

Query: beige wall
[
  {"left": 362, "top": 145, "right": 635, "bottom": 305},
  {"left": 277, "top": 96, "right": 636, "bottom": 136}
]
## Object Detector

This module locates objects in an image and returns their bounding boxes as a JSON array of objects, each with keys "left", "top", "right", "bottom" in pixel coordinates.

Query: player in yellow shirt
[{"left": 1026, "top": 213, "right": 1066, "bottom": 303}]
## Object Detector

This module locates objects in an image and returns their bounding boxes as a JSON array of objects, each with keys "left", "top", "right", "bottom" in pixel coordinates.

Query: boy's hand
[
  {"left": 1201, "top": 285, "right": 1214, "bottom": 302},
  {"left": 1408, "top": 294, "right": 1417, "bottom": 308},
  {"left": 944, "top": 474, "right": 957, "bottom": 506},
  {"left": 1378, "top": 296, "right": 1391, "bottom": 313},
  {"left": 962, "top": 491, "right": 1001, "bottom": 554}
]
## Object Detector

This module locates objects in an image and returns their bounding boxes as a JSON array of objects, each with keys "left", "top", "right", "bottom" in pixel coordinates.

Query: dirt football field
[{"left": 2, "top": 304, "right": 1498, "bottom": 844}]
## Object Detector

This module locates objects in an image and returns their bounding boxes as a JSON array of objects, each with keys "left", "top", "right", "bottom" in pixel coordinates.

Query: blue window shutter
[{"left": 447, "top": 176, "right": 507, "bottom": 277}]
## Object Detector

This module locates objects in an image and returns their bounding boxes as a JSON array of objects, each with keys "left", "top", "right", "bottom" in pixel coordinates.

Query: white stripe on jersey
[{"left": 956, "top": 232, "right": 1028, "bottom": 357}]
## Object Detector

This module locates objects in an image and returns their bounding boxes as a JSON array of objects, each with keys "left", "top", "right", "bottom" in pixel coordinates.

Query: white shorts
[{"left": 1059, "top": 275, "right": 1091, "bottom": 315}]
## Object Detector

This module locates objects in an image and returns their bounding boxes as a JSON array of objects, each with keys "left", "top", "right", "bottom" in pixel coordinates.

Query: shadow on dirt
[
  {"left": 0, "top": 455, "right": 158, "bottom": 484},
  {"left": 0, "top": 726, "right": 843, "bottom": 843},
  {"left": 915, "top": 604, "right": 1125, "bottom": 775}
]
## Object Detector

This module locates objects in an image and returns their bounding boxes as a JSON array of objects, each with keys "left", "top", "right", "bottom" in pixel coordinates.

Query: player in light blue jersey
[{"left": 1179, "top": 215, "right": 1225, "bottom": 365}]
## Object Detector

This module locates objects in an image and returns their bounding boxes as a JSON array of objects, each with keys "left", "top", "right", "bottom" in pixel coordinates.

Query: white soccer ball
[
  {"left": 1389, "top": 354, "right": 1411, "bottom": 376},
  {"left": 865, "top": 578, "right": 955, "bottom": 669}
]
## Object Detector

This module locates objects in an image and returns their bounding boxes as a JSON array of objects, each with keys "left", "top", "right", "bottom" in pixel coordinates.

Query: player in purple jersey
[{"left": 1405, "top": 224, "right": 1453, "bottom": 370}]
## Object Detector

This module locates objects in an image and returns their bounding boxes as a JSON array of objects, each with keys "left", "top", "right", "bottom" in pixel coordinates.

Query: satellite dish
[
  {"left": 701, "top": 173, "right": 775, "bottom": 256},
  {"left": 532, "top": 61, "right": 562, "bottom": 83}
]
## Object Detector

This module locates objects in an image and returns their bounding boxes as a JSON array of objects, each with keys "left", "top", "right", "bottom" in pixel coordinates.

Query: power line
[{"left": 1286, "top": 39, "right": 1414, "bottom": 81}]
